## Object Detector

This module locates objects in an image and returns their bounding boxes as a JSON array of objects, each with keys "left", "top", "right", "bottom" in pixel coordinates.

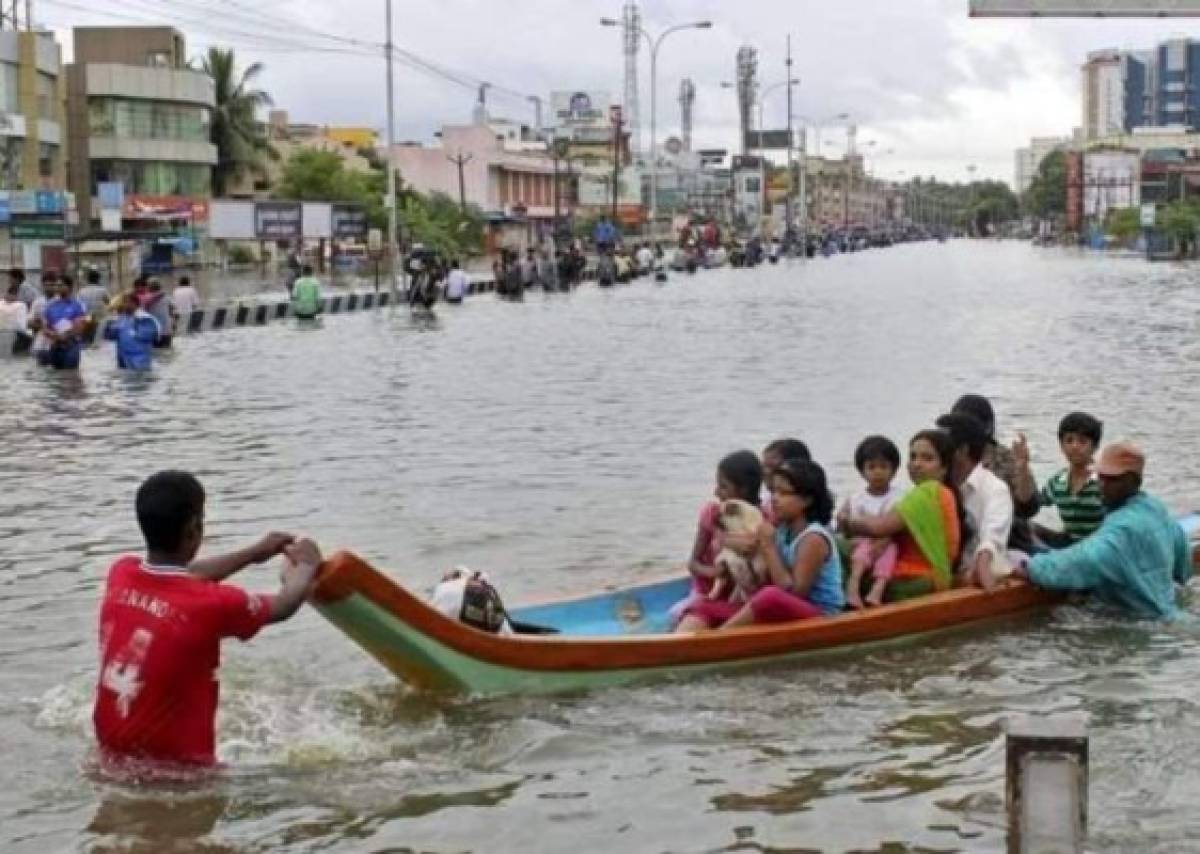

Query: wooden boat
[{"left": 311, "top": 551, "right": 1069, "bottom": 695}]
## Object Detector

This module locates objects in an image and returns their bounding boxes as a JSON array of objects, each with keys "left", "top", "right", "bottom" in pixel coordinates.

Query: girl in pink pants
[{"left": 844, "top": 436, "right": 906, "bottom": 608}]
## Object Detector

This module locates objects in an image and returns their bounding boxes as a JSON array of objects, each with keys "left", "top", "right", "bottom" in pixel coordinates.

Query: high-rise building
[
  {"left": 66, "top": 27, "right": 216, "bottom": 230},
  {"left": 1083, "top": 38, "right": 1200, "bottom": 137},
  {"left": 1082, "top": 50, "right": 1125, "bottom": 139}
]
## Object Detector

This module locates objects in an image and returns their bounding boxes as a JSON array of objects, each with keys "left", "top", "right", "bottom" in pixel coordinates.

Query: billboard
[
  {"left": 254, "top": 201, "right": 302, "bottom": 240},
  {"left": 551, "top": 91, "right": 612, "bottom": 130},
  {"left": 744, "top": 129, "right": 794, "bottom": 150},
  {"left": 970, "top": 0, "right": 1200, "bottom": 14},
  {"left": 332, "top": 204, "right": 368, "bottom": 238}
]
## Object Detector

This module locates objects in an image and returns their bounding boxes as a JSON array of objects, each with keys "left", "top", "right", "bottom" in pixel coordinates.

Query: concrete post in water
[{"left": 1006, "top": 715, "right": 1088, "bottom": 854}]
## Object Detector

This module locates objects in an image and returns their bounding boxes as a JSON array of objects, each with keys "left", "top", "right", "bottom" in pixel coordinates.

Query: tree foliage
[
  {"left": 274, "top": 149, "right": 387, "bottom": 229},
  {"left": 202, "top": 48, "right": 277, "bottom": 197},
  {"left": 397, "top": 191, "right": 485, "bottom": 259},
  {"left": 1105, "top": 207, "right": 1142, "bottom": 245},
  {"left": 1023, "top": 150, "right": 1067, "bottom": 219}
]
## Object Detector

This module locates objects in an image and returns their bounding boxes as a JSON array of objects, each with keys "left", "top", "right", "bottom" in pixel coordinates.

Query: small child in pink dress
[{"left": 843, "top": 435, "right": 905, "bottom": 609}]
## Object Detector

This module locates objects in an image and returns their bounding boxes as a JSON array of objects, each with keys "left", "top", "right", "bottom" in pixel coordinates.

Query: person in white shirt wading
[
  {"left": 936, "top": 412, "right": 1015, "bottom": 590},
  {"left": 444, "top": 260, "right": 468, "bottom": 304}
]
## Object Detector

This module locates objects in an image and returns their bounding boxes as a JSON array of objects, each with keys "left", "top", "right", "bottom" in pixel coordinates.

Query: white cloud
[{"left": 42, "top": 0, "right": 1200, "bottom": 186}]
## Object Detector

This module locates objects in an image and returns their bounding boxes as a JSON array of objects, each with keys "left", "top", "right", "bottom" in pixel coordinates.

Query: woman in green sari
[{"left": 838, "top": 429, "right": 964, "bottom": 601}]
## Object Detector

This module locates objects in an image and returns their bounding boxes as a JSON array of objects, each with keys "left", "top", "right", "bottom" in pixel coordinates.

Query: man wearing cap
[{"left": 1014, "top": 441, "right": 1192, "bottom": 619}]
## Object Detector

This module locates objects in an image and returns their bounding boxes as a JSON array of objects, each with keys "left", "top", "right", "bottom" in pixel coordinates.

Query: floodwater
[{"left": 4, "top": 241, "right": 1200, "bottom": 853}]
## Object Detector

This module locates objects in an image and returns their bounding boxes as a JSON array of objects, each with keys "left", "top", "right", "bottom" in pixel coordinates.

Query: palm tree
[{"left": 201, "top": 48, "right": 277, "bottom": 197}]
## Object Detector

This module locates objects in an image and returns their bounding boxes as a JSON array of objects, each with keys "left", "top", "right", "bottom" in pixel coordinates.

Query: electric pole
[
  {"left": 447, "top": 151, "right": 473, "bottom": 212},
  {"left": 384, "top": 0, "right": 399, "bottom": 299}
]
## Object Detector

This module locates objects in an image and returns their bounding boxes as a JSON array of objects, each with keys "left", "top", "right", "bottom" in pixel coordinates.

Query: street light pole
[
  {"left": 384, "top": 0, "right": 398, "bottom": 299},
  {"left": 602, "top": 17, "right": 711, "bottom": 237}
]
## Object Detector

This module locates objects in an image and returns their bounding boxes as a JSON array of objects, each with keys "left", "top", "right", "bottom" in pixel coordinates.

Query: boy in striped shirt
[{"left": 1012, "top": 412, "right": 1105, "bottom": 548}]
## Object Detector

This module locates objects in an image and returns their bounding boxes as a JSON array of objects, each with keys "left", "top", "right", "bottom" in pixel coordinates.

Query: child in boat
[
  {"left": 1010, "top": 412, "right": 1105, "bottom": 548},
  {"left": 760, "top": 437, "right": 810, "bottom": 515},
  {"left": 92, "top": 471, "right": 322, "bottom": 767},
  {"left": 676, "top": 458, "right": 844, "bottom": 631},
  {"left": 843, "top": 435, "right": 906, "bottom": 609},
  {"left": 673, "top": 451, "right": 765, "bottom": 619}
]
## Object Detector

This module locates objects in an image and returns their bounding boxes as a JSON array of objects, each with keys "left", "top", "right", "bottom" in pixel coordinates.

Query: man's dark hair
[
  {"left": 1058, "top": 411, "right": 1103, "bottom": 445},
  {"left": 951, "top": 393, "right": 996, "bottom": 439},
  {"left": 178, "top": 275, "right": 191, "bottom": 287},
  {"left": 136, "top": 471, "right": 205, "bottom": 552},
  {"left": 85, "top": 269, "right": 101, "bottom": 285},
  {"left": 301, "top": 264, "right": 313, "bottom": 276},
  {"left": 935, "top": 412, "right": 989, "bottom": 464},
  {"left": 764, "top": 437, "right": 811, "bottom": 463},
  {"left": 854, "top": 435, "right": 901, "bottom": 474},
  {"left": 8, "top": 267, "right": 24, "bottom": 283}
]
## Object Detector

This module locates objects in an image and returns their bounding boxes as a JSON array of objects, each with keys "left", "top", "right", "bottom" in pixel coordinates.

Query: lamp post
[{"left": 602, "top": 16, "right": 712, "bottom": 236}]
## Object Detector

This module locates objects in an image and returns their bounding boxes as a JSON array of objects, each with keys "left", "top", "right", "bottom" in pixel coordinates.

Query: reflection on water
[{"left": 4, "top": 243, "right": 1200, "bottom": 851}]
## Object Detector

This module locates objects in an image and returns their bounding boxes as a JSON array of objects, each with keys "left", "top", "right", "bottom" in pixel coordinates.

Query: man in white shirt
[
  {"left": 936, "top": 412, "right": 1014, "bottom": 590},
  {"left": 172, "top": 275, "right": 200, "bottom": 324},
  {"left": 0, "top": 281, "right": 30, "bottom": 354},
  {"left": 444, "top": 260, "right": 468, "bottom": 303}
]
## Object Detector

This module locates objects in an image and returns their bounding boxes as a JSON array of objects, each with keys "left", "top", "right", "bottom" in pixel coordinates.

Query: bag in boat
[
  {"left": 430, "top": 568, "right": 558, "bottom": 635},
  {"left": 432, "top": 568, "right": 512, "bottom": 634}
]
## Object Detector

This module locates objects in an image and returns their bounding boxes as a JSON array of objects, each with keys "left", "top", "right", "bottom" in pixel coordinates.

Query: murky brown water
[{"left": 4, "top": 241, "right": 1200, "bottom": 852}]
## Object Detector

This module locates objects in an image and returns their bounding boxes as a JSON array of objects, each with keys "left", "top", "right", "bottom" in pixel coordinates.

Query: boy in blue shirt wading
[{"left": 103, "top": 293, "right": 161, "bottom": 371}]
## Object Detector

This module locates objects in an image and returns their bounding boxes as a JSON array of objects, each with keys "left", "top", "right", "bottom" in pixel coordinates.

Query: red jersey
[{"left": 93, "top": 556, "right": 272, "bottom": 765}]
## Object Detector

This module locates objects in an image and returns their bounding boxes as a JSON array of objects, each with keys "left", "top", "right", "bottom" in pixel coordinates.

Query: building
[
  {"left": 0, "top": 28, "right": 65, "bottom": 192},
  {"left": 66, "top": 27, "right": 216, "bottom": 231},
  {"left": 1014, "top": 135, "right": 1072, "bottom": 194},
  {"left": 1083, "top": 38, "right": 1200, "bottom": 137},
  {"left": 802, "top": 154, "right": 890, "bottom": 227},
  {"left": 1082, "top": 50, "right": 1126, "bottom": 140},
  {"left": 1082, "top": 148, "right": 1140, "bottom": 223},
  {"left": 391, "top": 120, "right": 564, "bottom": 249},
  {"left": 226, "top": 109, "right": 376, "bottom": 198}
]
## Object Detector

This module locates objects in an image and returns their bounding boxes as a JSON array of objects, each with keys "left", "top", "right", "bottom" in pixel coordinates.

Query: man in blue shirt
[
  {"left": 102, "top": 292, "right": 160, "bottom": 371},
  {"left": 1014, "top": 441, "right": 1192, "bottom": 619},
  {"left": 39, "top": 276, "right": 89, "bottom": 369}
]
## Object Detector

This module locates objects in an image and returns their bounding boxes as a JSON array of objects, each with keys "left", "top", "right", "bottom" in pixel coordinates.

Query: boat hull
[{"left": 311, "top": 552, "right": 1064, "bottom": 695}]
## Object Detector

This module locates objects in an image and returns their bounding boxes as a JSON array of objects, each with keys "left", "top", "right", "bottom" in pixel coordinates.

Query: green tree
[
  {"left": 397, "top": 191, "right": 485, "bottom": 258},
  {"left": 202, "top": 47, "right": 277, "bottom": 196},
  {"left": 1023, "top": 150, "right": 1067, "bottom": 218},
  {"left": 1105, "top": 207, "right": 1142, "bottom": 245},
  {"left": 1160, "top": 200, "right": 1200, "bottom": 253},
  {"left": 274, "top": 149, "right": 388, "bottom": 229}
]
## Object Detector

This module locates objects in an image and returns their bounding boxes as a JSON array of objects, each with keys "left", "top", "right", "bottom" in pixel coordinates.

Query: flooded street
[{"left": 5, "top": 240, "right": 1200, "bottom": 852}]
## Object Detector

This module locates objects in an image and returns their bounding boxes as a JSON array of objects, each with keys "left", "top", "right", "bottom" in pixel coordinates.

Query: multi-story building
[
  {"left": 226, "top": 110, "right": 376, "bottom": 198},
  {"left": 1083, "top": 50, "right": 1126, "bottom": 139},
  {"left": 0, "top": 28, "right": 65, "bottom": 192},
  {"left": 1083, "top": 38, "right": 1200, "bottom": 137},
  {"left": 802, "top": 154, "right": 890, "bottom": 227},
  {"left": 66, "top": 27, "right": 216, "bottom": 230},
  {"left": 1014, "top": 135, "right": 1072, "bottom": 194}
]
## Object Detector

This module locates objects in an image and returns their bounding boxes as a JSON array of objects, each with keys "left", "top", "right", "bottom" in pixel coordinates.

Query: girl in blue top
[{"left": 676, "top": 458, "right": 844, "bottom": 631}]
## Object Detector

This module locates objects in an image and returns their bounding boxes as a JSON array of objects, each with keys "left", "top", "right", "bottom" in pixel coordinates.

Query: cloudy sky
[{"left": 39, "top": 0, "right": 1200, "bottom": 186}]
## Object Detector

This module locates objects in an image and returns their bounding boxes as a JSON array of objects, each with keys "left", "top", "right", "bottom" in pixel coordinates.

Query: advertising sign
[
  {"left": 332, "top": 204, "right": 368, "bottom": 238},
  {"left": 123, "top": 195, "right": 209, "bottom": 222},
  {"left": 1141, "top": 202, "right": 1157, "bottom": 227},
  {"left": 98, "top": 182, "right": 124, "bottom": 211},
  {"left": 10, "top": 190, "right": 35, "bottom": 215},
  {"left": 551, "top": 90, "right": 612, "bottom": 130},
  {"left": 253, "top": 201, "right": 302, "bottom": 240},
  {"left": 12, "top": 219, "right": 64, "bottom": 240},
  {"left": 744, "top": 129, "right": 794, "bottom": 151},
  {"left": 0, "top": 192, "right": 10, "bottom": 225},
  {"left": 970, "top": 0, "right": 1200, "bottom": 14},
  {"left": 35, "top": 191, "right": 62, "bottom": 215}
]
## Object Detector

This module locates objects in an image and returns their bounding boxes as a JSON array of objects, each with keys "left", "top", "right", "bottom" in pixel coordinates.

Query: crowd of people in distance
[
  {"left": 0, "top": 267, "right": 199, "bottom": 371},
  {"left": 674, "top": 394, "right": 1193, "bottom": 631}
]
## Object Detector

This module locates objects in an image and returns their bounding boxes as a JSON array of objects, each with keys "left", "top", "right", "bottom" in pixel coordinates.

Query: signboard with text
[
  {"left": 744, "top": 129, "right": 794, "bottom": 151},
  {"left": 12, "top": 219, "right": 64, "bottom": 240},
  {"left": 331, "top": 204, "right": 368, "bottom": 238},
  {"left": 550, "top": 90, "right": 612, "bottom": 131},
  {"left": 970, "top": 0, "right": 1200, "bottom": 14},
  {"left": 254, "top": 201, "right": 303, "bottom": 240}
]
